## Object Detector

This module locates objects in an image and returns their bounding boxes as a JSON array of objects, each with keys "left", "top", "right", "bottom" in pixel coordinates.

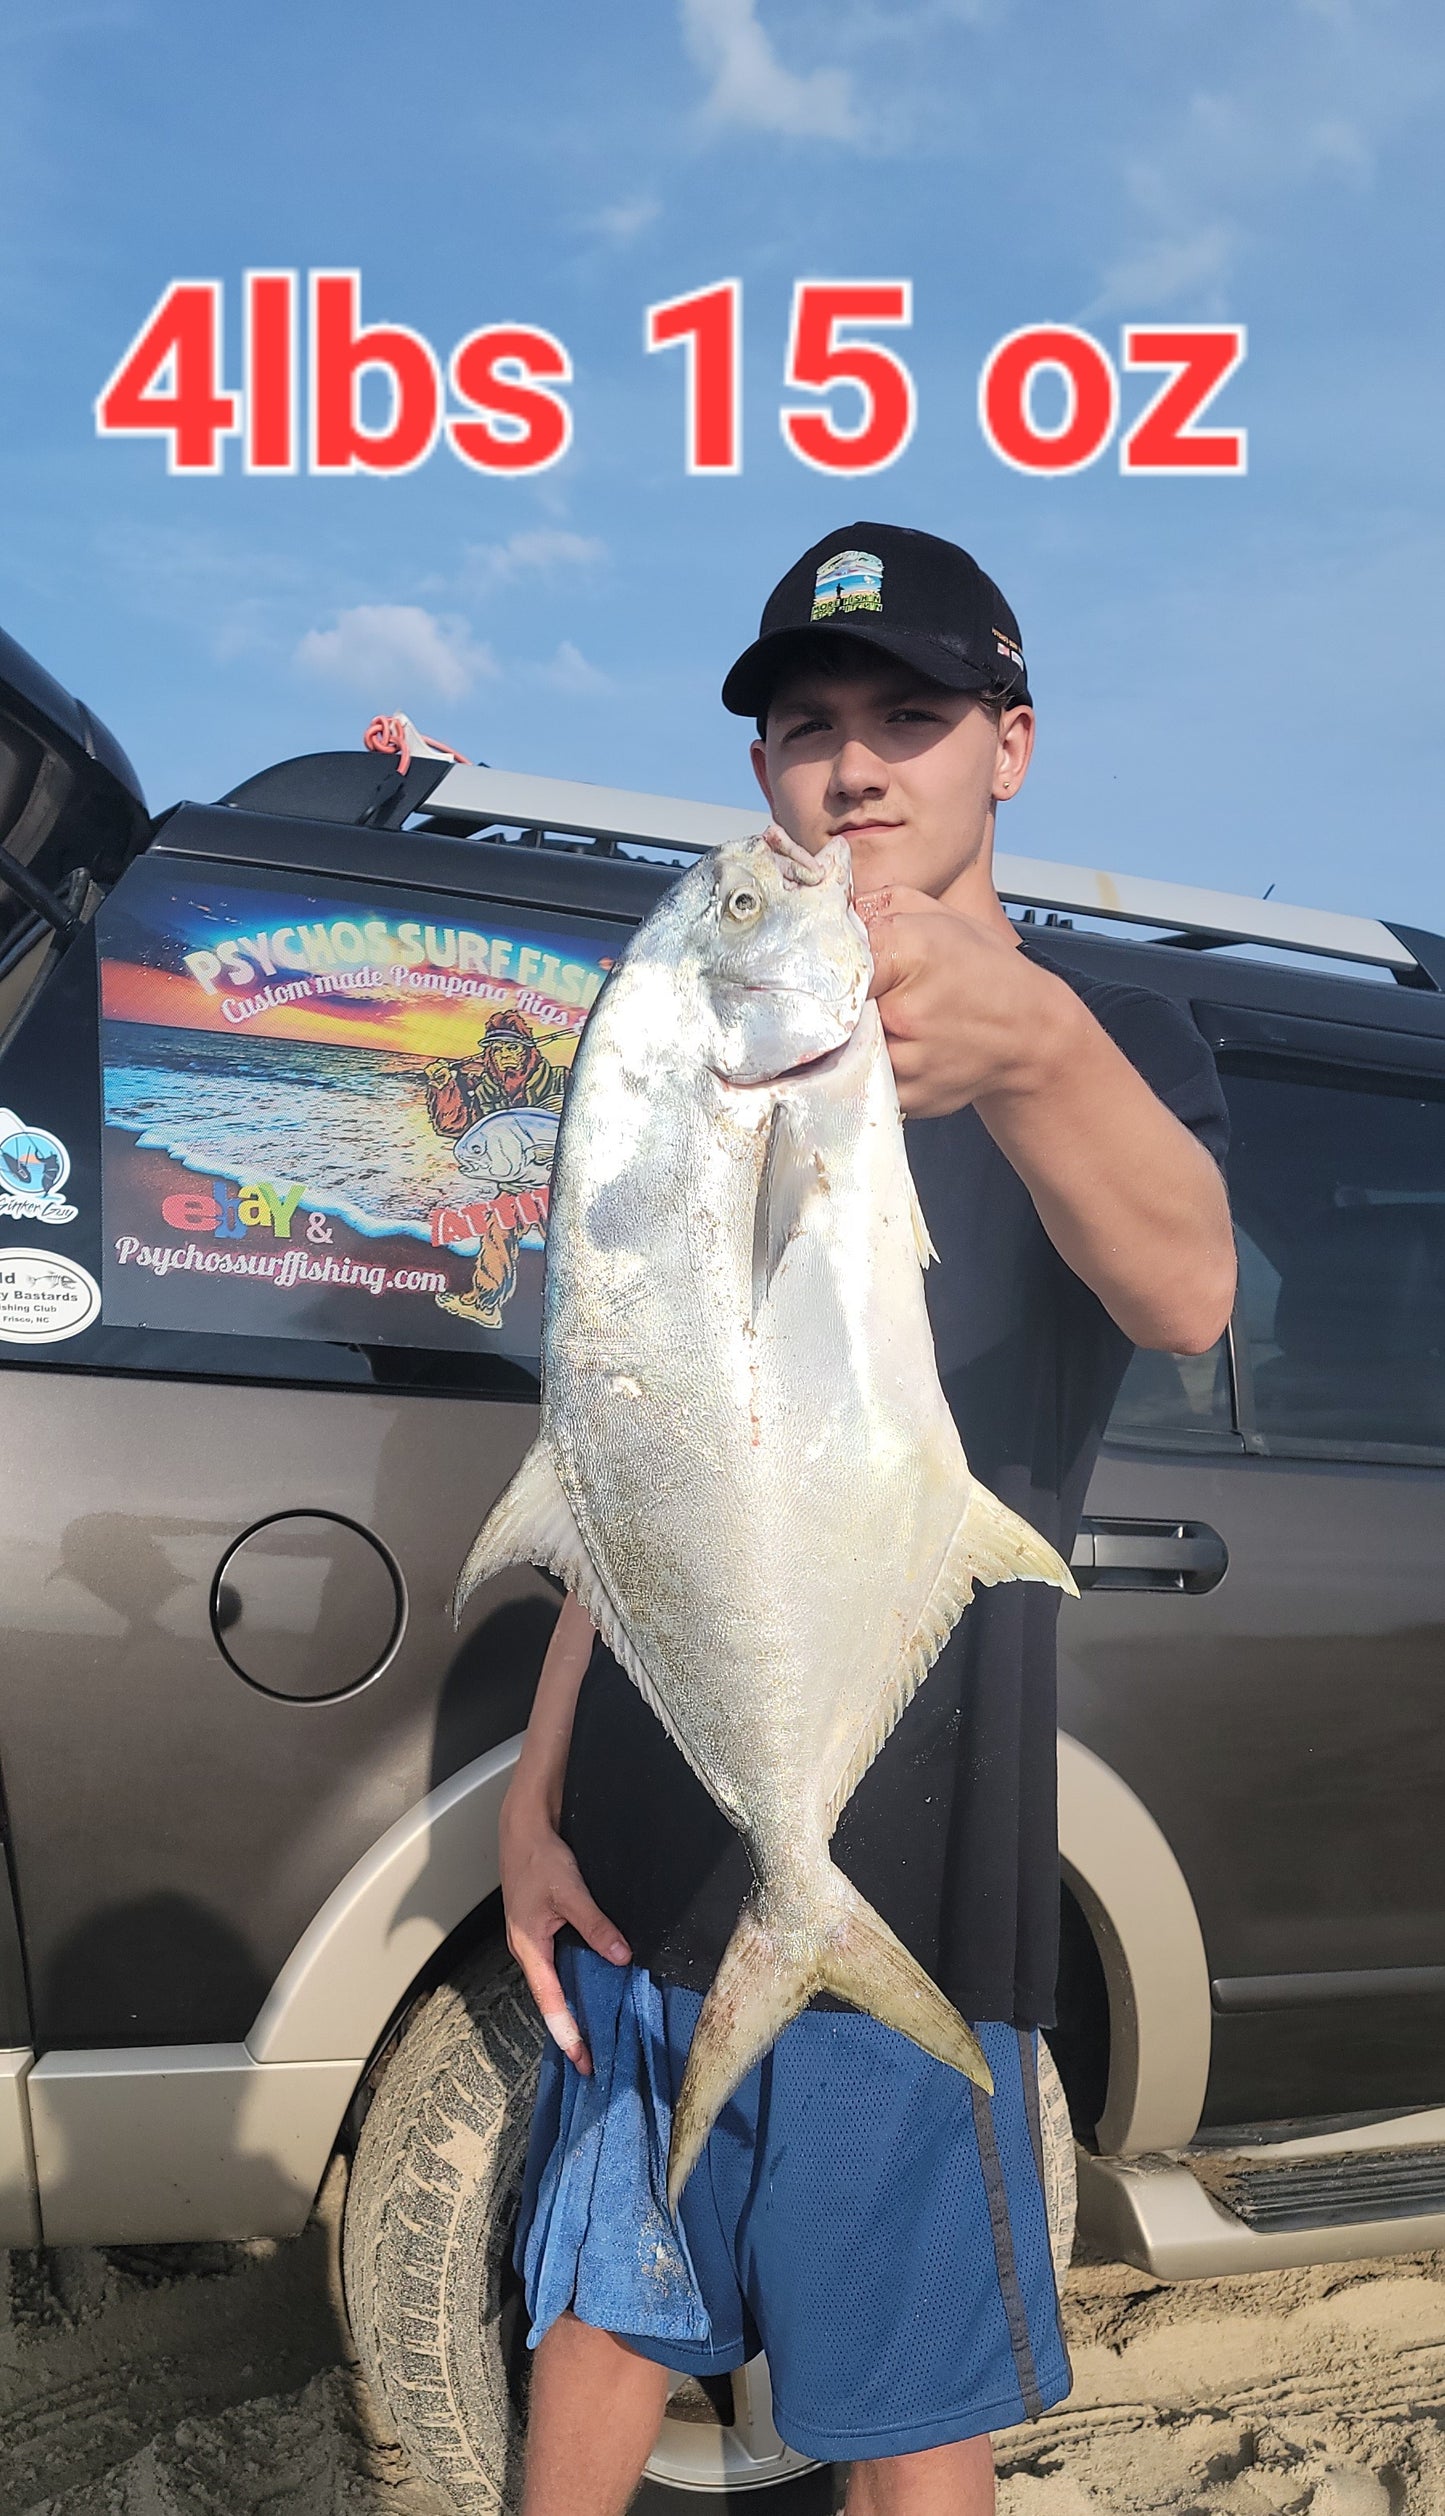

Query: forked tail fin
[{"left": 667, "top": 1865, "right": 992, "bottom": 2211}]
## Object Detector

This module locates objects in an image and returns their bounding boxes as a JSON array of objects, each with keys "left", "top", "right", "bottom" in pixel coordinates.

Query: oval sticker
[{"left": 0, "top": 1248, "right": 102, "bottom": 1343}]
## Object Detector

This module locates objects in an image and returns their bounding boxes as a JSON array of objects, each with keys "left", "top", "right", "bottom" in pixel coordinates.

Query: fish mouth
[
  {"left": 770, "top": 1036, "right": 851, "bottom": 1085},
  {"left": 714, "top": 1012, "right": 867, "bottom": 1092}
]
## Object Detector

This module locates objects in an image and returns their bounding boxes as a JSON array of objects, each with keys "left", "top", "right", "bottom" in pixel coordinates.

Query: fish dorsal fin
[
  {"left": 453, "top": 1437, "right": 740, "bottom": 1824},
  {"left": 824, "top": 1477, "right": 1078, "bottom": 1832},
  {"left": 752, "top": 1100, "right": 827, "bottom": 1320}
]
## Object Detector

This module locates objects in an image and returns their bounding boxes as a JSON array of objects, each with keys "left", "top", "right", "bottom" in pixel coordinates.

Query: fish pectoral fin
[
  {"left": 824, "top": 1476, "right": 1078, "bottom": 1828},
  {"left": 668, "top": 1868, "right": 992, "bottom": 2213},
  {"left": 752, "top": 1100, "right": 826, "bottom": 1319}
]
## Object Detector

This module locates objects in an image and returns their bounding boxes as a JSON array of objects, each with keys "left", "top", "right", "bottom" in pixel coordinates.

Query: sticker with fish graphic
[
  {"left": 0, "top": 1249, "right": 101, "bottom": 1342},
  {"left": 96, "top": 855, "right": 627, "bottom": 1355},
  {"left": 0, "top": 1113, "right": 79, "bottom": 1225}
]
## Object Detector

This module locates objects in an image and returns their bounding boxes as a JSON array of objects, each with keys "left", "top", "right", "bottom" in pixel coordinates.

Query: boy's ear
[{"left": 750, "top": 735, "right": 775, "bottom": 811}]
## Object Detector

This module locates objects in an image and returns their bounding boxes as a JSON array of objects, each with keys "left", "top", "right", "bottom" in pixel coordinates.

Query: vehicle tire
[
  {"left": 1038, "top": 2034, "right": 1078, "bottom": 2286},
  {"left": 342, "top": 1942, "right": 1079, "bottom": 2513},
  {"left": 342, "top": 1935, "right": 542, "bottom": 2515}
]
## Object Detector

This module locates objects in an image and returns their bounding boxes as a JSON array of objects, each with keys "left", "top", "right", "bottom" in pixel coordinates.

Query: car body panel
[
  {"left": 1061, "top": 1448, "right": 1445, "bottom": 2127},
  {"left": 0, "top": 1368, "right": 550, "bottom": 2047}
]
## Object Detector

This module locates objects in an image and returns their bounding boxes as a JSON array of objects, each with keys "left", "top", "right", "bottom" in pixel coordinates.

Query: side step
[
  {"left": 1198, "top": 2143, "right": 1445, "bottom": 2235},
  {"left": 1079, "top": 2121, "right": 1445, "bottom": 2278}
]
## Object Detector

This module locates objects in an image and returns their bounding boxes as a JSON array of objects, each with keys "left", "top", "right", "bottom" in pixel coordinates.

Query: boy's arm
[
  {"left": 861, "top": 889, "right": 1236, "bottom": 1354},
  {"left": 500, "top": 1591, "right": 630, "bottom": 2074}
]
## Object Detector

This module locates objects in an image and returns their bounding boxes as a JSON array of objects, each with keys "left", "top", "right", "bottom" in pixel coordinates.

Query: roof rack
[{"left": 420, "top": 765, "right": 1432, "bottom": 984}]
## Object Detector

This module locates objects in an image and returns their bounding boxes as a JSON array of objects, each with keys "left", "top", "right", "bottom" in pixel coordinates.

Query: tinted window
[
  {"left": 1226, "top": 1056, "right": 1445, "bottom": 1454},
  {"left": 0, "top": 854, "right": 632, "bottom": 1391},
  {"left": 1105, "top": 1336, "right": 1233, "bottom": 1445}
]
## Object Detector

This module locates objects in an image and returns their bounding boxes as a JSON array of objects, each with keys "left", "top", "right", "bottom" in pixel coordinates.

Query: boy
[{"left": 501, "top": 523, "right": 1235, "bottom": 2514}]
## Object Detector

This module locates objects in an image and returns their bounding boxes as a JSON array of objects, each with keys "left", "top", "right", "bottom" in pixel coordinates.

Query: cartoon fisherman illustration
[
  {"left": 425, "top": 1010, "right": 570, "bottom": 1329},
  {"left": 423, "top": 1008, "right": 567, "bottom": 1138}
]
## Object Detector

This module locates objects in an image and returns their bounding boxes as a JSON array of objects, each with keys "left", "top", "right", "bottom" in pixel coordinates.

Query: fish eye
[{"left": 723, "top": 883, "right": 763, "bottom": 925}]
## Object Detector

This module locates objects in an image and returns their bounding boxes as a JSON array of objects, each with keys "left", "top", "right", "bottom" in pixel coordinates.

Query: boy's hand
[
  {"left": 857, "top": 885, "right": 1069, "bottom": 1118},
  {"left": 499, "top": 1783, "right": 631, "bottom": 2075}
]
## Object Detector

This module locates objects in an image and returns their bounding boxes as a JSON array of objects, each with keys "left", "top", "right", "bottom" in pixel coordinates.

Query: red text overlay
[{"left": 96, "top": 275, "right": 1247, "bottom": 479}]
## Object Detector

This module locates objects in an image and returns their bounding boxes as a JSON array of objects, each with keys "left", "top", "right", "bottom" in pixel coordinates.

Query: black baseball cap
[{"left": 722, "top": 521, "right": 1030, "bottom": 720}]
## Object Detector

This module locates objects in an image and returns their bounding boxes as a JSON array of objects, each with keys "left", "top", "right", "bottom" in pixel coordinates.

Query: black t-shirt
[{"left": 561, "top": 954, "right": 1229, "bottom": 2029}]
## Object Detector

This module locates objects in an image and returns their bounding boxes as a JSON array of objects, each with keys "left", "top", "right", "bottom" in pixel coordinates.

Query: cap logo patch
[{"left": 811, "top": 549, "right": 883, "bottom": 621}]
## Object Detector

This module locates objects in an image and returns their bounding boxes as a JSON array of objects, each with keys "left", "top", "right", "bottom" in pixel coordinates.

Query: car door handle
[{"left": 1070, "top": 1517, "right": 1228, "bottom": 1595}]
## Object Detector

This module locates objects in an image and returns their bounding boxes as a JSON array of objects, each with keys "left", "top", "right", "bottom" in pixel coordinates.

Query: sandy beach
[{"left": 3, "top": 2165, "right": 1442, "bottom": 2514}]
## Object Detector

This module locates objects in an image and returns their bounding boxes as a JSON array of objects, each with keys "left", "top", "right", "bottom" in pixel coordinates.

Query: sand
[
  {"left": 3, "top": 2169, "right": 1444, "bottom": 2514},
  {"left": 997, "top": 2247, "right": 1445, "bottom": 2515}
]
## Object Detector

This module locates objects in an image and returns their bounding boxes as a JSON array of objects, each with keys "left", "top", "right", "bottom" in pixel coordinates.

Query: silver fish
[{"left": 456, "top": 826, "right": 1075, "bottom": 2207}]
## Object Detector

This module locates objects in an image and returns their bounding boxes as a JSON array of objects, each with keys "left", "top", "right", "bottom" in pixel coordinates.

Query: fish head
[{"left": 676, "top": 826, "right": 871, "bottom": 1087}]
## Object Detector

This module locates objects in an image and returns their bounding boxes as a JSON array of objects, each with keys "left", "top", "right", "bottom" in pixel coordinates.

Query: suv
[{"left": 2, "top": 627, "right": 1445, "bottom": 2508}]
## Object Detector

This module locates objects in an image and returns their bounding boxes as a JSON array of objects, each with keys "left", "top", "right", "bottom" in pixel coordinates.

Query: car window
[
  {"left": 1224, "top": 1054, "right": 1445, "bottom": 1457},
  {"left": 0, "top": 851, "right": 631, "bottom": 1390},
  {"left": 1104, "top": 1335, "right": 1233, "bottom": 1446}
]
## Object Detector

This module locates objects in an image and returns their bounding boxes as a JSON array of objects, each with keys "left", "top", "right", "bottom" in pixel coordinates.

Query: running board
[{"left": 1078, "top": 2139, "right": 1445, "bottom": 2279}]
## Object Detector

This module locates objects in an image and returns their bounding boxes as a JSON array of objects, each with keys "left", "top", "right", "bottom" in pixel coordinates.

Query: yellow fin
[
  {"left": 908, "top": 1161, "right": 939, "bottom": 1268},
  {"left": 826, "top": 1476, "right": 1077, "bottom": 1830},
  {"left": 452, "top": 1437, "right": 583, "bottom": 1621},
  {"left": 668, "top": 1865, "right": 992, "bottom": 2210},
  {"left": 452, "top": 1439, "right": 734, "bottom": 1822}
]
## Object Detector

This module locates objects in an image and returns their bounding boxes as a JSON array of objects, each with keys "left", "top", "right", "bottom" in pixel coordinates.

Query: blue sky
[{"left": 2, "top": 0, "right": 1443, "bottom": 930}]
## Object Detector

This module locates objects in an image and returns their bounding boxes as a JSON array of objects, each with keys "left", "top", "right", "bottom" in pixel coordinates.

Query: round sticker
[
  {"left": 0, "top": 1249, "right": 101, "bottom": 1343},
  {"left": 0, "top": 1117, "right": 69, "bottom": 1200}
]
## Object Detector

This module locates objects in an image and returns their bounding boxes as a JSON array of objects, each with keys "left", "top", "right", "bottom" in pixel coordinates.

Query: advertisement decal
[{"left": 97, "top": 858, "right": 621, "bottom": 1354}]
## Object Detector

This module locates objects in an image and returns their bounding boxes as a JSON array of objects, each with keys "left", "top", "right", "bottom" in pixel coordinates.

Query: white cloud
[
  {"left": 1086, "top": 3, "right": 1445, "bottom": 315},
  {"left": 462, "top": 528, "right": 608, "bottom": 589},
  {"left": 532, "top": 640, "right": 613, "bottom": 696},
  {"left": 295, "top": 605, "right": 496, "bottom": 702},
  {"left": 1087, "top": 224, "right": 1237, "bottom": 318},
  {"left": 1305, "top": 114, "right": 1372, "bottom": 178},
  {"left": 680, "top": 0, "right": 856, "bottom": 138},
  {"left": 580, "top": 194, "right": 662, "bottom": 246}
]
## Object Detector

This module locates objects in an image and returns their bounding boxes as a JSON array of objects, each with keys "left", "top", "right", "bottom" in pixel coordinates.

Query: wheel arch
[
  {"left": 24, "top": 1729, "right": 1211, "bottom": 2243},
  {"left": 249, "top": 1726, "right": 1216, "bottom": 2156},
  {"left": 248, "top": 1733, "right": 524, "bottom": 2068},
  {"left": 1056, "top": 1731, "right": 1212, "bottom": 2155}
]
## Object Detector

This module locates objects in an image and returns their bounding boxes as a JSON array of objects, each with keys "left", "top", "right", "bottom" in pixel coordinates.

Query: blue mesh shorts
[{"left": 514, "top": 1940, "right": 1071, "bottom": 2463}]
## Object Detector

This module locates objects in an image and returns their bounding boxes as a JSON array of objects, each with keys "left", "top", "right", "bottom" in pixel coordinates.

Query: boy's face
[{"left": 750, "top": 656, "right": 1033, "bottom": 907}]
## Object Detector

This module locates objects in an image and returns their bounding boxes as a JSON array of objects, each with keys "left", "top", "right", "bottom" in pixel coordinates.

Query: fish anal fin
[
  {"left": 453, "top": 1440, "right": 738, "bottom": 1826},
  {"left": 825, "top": 1476, "right": 1078, "bottom": 1830},
  {"left": 668, "top": 1866, "right": 991, "bottom": 2210},
  {"left": 752, "top": 1101, "right": 827, "bottom": 1320},
  {"left": 452, "top": 1438, "right": 586, "bottom": 1622}
]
